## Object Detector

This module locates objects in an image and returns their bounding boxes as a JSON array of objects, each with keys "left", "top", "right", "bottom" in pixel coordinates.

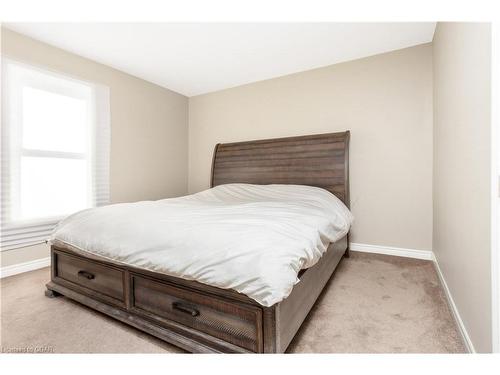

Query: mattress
[{"left": 51, "top": 183, "right": 353, "bottom": 306}]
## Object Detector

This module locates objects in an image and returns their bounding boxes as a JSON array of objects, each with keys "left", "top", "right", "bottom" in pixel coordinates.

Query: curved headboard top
[{"left": 210, "top": 131, "right": 350, "bottom": 207}]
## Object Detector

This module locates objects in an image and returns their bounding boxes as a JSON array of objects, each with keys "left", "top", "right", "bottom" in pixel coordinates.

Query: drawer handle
[
  {"left": 172, "top": 301, "right": 199, "bottom": 317},
  {"left": 77, "top": 270, "right": 95, "bottom": 280}
]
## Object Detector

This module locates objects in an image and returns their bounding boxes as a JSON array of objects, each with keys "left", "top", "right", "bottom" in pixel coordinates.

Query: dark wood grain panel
[
  {"left": 217, "top": 142, "right": 344, "bottom": 158},
  {"left": 55, "top": 250, "right": 125, "bottom": 303},
  {"left": 215, "top": 168, "right": 346, "bottom": 179},
  {"left": 131, "top": 274, "right": 263, "bottom": 352},
  {"left": 215, "top": 149, "right": 345, "bottom": 162},
  {"left": 213, "top": 158, "right": 346, "bottom": 169},
  {"left": 220, "top": 132, "right": 347, "bottom": 148},
  {"left": 45, "top": 280, "right": 250, "bottom": 353},
  {"left": 51, "top": 241, "right": 261, "bottom": 306},
  {"left": 211, "top": 131, "right": 350, "bottom": 207}
]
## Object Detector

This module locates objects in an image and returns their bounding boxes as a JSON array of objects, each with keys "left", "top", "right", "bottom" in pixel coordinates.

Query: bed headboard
[{"left": 210, "top": 131, "right": 350, "bottom": 207}]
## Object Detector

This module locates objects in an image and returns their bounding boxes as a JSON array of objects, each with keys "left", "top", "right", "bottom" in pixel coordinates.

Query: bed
[{"left": 45, "top": 130, "right": 351, "bottom": 353}]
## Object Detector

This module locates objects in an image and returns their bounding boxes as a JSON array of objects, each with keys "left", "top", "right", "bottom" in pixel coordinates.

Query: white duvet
[{"left": 51, "top": 184, "right": 353, "bottom": 306}]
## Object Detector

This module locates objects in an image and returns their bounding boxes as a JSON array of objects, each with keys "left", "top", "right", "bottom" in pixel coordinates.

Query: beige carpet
[{"left": 0, "top": 252, "right": 465, "bottom": 353}]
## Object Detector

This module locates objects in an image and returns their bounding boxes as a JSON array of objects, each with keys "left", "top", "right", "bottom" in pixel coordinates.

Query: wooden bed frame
[{"left": 45, "top": 131, "right": 351, "bottom": 353}]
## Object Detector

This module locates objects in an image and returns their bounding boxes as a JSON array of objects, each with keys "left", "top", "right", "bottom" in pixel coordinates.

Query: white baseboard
[
  {"left": 0, "top": 242, "right": 476, "bottom": 353},
  {"left": 0, "top": 257, "right": 50, "bottom": 279},
  {"left": 350, "top": 242, "right": 434, "bottom": 260},
  {"left": 351, "top": 242, "right": 474, "bottom": 352},
  {"left": 432, "top": 254, "right": 476, "bottom": 353}
]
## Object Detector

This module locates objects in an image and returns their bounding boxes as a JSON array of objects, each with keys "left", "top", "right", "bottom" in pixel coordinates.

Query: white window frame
[{"left": 1, "top": 58, "right": 110, "bottom": 251}]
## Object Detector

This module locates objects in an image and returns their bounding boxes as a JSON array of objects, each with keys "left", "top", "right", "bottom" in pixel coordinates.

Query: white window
[{"left": 1, "top": 60, "right": 110, "bottom": 251}]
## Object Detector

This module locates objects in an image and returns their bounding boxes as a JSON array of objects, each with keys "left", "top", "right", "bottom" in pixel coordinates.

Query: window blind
[{"left": 1, "top": 59, "right": 110, "bottom": 251}]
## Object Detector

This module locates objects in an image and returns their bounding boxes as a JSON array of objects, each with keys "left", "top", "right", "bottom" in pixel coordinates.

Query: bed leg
[{"left": 45, "top": 286, "right": 61, "bottom": 298}]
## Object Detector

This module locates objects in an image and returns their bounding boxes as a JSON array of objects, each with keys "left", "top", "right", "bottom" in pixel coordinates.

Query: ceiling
[{"left": 5, "top": 23, "right": 436, "bottom": 97}]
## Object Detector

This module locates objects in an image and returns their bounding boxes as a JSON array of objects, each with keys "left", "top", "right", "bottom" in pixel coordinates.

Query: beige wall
[
  {"left": 433, "top": 23, "right": 492, "bottom": 352},
  {"left": 189, "top": 44, "right": 434, "bottom": 250},
  {"left": 1, "top": 28, "right": 189, "bottom": 267},
  {"left": 1, "top": 25, "right": 494, "bottom": 352}
]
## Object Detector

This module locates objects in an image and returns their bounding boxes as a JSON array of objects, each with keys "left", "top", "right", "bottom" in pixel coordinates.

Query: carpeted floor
[{"left": 0, "top": 252, "right": 465, "bottom": 353}]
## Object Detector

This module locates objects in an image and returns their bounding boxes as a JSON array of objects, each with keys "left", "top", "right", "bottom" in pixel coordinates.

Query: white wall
[{"left": 433, "top": 22, "right": 492, "bottom": 353}]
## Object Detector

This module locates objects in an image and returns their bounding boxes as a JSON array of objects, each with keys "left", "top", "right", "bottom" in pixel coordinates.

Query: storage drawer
[
  {"left": 131, "top": 274, "right": 263, "bottom": 352},
  {"left": 55, "top": 251, "right": 125, "bottom": 303}
]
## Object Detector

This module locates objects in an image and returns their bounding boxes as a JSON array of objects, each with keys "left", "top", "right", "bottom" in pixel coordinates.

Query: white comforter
[{"left": 51, "top": 184, "right": 353, "bottom": 306}]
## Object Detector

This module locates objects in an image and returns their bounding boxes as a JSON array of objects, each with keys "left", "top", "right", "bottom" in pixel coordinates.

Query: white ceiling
[{"left": 5, "top": 23, "right": 436, "bottom": 97}]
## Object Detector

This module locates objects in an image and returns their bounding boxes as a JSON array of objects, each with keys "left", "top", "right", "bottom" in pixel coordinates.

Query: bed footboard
[{"left": 45, "top": 236, "right": 347, "bottom": 353}]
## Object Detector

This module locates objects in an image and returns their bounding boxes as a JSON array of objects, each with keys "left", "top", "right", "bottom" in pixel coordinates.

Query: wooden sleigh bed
[{"left": 45, "top": 131, "right": 351, "bottom": 353}]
